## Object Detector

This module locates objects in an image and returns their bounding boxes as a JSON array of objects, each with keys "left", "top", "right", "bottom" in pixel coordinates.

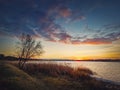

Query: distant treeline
[
  {"left": 0, "top": 54, "right": 17, "bottom": 61},
  {"left": 24, "top": 58, "right": 120, "bottom": 62},
  {"left": 0, "top": 54, "right": 120, "bottom": 62}
]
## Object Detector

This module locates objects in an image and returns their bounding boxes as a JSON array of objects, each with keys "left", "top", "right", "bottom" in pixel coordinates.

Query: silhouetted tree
[{"left": 16, "top": 33, "right": 44, "bottom": 69}]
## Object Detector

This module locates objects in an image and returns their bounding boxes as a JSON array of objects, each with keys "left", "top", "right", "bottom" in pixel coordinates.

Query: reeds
[{"left": 24, "top": 63, "right": 93, "bottom": 80}]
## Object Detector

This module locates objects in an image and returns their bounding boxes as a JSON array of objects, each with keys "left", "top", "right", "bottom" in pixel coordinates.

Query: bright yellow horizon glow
[{"left": 35, "top": 39, "right": 120, "bottom": 60}]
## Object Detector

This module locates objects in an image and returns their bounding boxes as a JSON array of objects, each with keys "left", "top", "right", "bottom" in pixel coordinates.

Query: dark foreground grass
[
  {"left": 0, "top": 61, "right": 48, "bottom": 90},
  {"left": 1, "top": 61, "right": 120, "bottom": 90}
]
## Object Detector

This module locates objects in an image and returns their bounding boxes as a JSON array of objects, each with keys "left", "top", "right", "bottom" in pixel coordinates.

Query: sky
[{"left": 0, "top": 0, "right": 120, "bottom": 60}]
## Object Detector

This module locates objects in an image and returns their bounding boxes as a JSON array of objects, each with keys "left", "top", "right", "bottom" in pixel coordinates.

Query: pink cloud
[
  {"left": 58, "top": 7, "right": 71, "bottom": 17},
  {"left": 81, "top": 38, "right": 112, "bottom": 45},
  {"left": 71, "top": 38, "right": 112, "bottom": 45},
  {"left": 33, "top": 25, "right": 120, "bottom": 45}
]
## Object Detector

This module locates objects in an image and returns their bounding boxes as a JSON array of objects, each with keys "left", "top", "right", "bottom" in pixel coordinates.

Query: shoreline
[
  {"left": 91, "top": 75, "right": 120, "bottom": 85},
  {"left": 1, "top": 61, "right": 120, "bottom": 90},
  {"left": 8, "top": 60, "right": 120, "bottom": 84}
]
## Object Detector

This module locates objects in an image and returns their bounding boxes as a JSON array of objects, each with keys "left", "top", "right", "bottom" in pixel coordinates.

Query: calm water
[{"left": 28, "top": 61, "right": 120, "bottom": 83}]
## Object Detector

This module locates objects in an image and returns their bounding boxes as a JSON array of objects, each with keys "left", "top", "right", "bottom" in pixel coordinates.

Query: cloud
[
  {"left": 71, "top": 37, "right": 117, "bottom": 45},
  {"left": 81, "top": 38, "right": 112, "bottom": 45},
  {"left": 46, "top": 3, "right": 85, "bottom": 22},
  {"left": 0, "top": 0, "right": 85, "bottom": 37},
  {"left": 32, "top": 23, "right": 72, "bottom": 43},
  {"left": 69, "top": 15, "right": 86, "bottom": 23},
  {"left": 57, "top": 32, "right": 72, "bottom": 44},
  {"left": 71, "top": 31, "right": 120, "bottom": 45},
  {"left": 105, "top": 32, "right": 120, "bottom": 40},
  {"left": 71, "top": 38, "right": 111, "bottom": 45},
  {"left": 103, "top": 24, "right": 120, "bottom": 30},
  {"left": 57, "top": 7, "right": 72, "bottom": 18},
  {"left": 0, "top": 27, "right": 16, "bottom": 37},
  {"left": 0, "top": 0, "right": 120, "bottom": 45},
  {"left": 32, "top": 23, "right": 120, "bottom": 45},
  {"left": 32, "top": 29, "right": 42, "bottom": 38}
]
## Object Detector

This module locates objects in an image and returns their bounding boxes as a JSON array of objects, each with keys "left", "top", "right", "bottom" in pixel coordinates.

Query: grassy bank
[
  {"left": 14, "top": 62, "right": 120, "bottom": 90},
  {"left": 0, "top": 61, "right": 48, "bottom": 90},
  {"left": 1, "top": 61, "right": 120, "bottom": 90}
]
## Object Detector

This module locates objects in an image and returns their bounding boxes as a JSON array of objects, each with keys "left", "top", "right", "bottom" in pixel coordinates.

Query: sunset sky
[{"left": 0, "top": 0, "right": 120, "bottom": 59}]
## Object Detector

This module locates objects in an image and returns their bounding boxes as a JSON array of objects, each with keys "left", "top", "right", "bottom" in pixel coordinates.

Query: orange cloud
[{"left": 81, "top": 38, "right": 112, "bottom": 45}]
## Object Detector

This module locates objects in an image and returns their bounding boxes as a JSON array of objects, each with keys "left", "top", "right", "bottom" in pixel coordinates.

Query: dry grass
[
  {"left": 4, "top": 62, "right": 120, "bottom": 90},
  {"left": 23, "top": 63, "right": 93, "bottom": 81}
]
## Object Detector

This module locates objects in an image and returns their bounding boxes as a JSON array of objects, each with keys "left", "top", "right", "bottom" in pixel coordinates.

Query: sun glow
[{"left": 33, "top": 40, "right": 120, "bottom": 59}]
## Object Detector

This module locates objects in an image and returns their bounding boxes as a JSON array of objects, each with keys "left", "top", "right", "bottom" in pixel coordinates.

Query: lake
[{"left": 28, "top": 61, "right": 120, "bottom": 83}]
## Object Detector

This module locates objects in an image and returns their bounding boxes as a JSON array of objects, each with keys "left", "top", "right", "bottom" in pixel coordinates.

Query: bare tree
[{"left": 16, "top": 33, "right": 44, "bottom": 69}]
